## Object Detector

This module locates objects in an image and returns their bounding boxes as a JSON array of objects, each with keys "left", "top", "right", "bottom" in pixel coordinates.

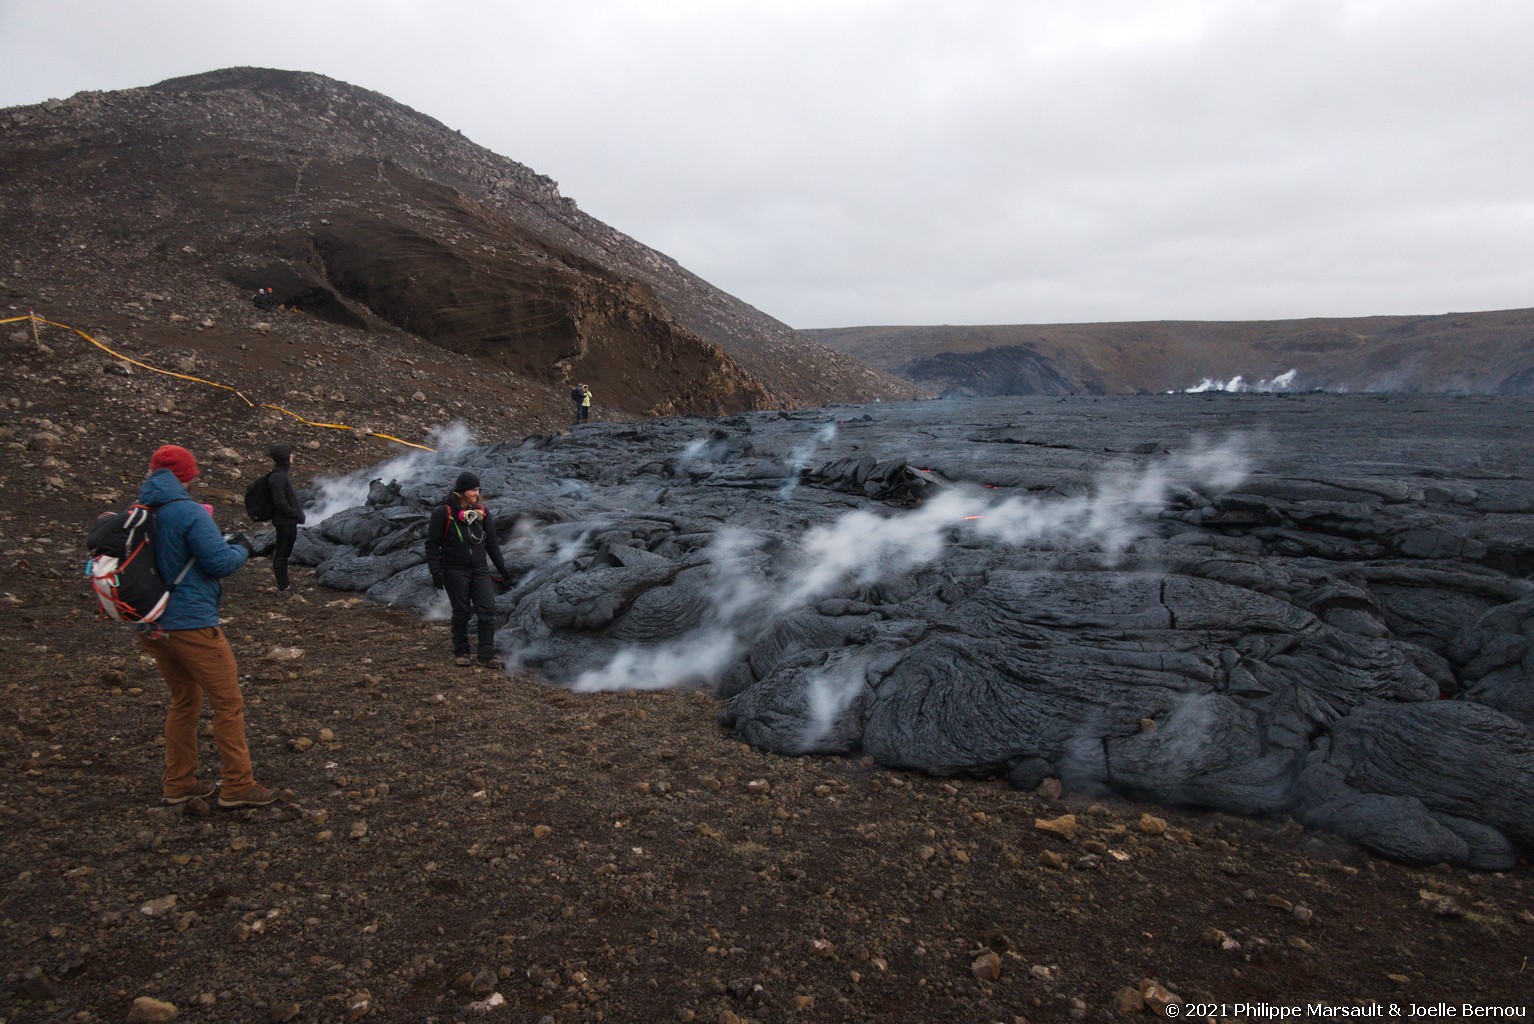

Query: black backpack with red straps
[{"left": 85, "top": 501, "right": 192, "bottom": 630}]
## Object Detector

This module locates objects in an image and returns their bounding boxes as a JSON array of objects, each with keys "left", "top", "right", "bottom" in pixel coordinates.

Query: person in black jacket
[
  {"left": 424, "top": 471, "right": 510, "bottom": 668},
  {"left": 267, "top": 444, "right": 307, "bottom": 594}
]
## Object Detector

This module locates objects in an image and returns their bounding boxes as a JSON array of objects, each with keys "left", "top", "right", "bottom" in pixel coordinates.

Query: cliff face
[
  {"left": 810, "top": 308, "right": 1534, "bottom": 396},
  {"left": 0, "top": 67, "right": 920, "bottom": 416}
]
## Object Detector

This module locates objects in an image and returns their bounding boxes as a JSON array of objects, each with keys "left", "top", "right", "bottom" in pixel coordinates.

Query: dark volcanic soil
[{"left": 2, "top": 314, "right": 1531, "bottom": 1023}]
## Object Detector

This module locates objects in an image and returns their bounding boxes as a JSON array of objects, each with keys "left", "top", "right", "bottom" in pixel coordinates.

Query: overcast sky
[{"left": 2, "top": 0, "right": 1531, "bottom": 329}]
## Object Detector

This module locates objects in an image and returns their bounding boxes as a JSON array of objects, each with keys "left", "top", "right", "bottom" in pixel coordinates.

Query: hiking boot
[
  {"left": 477, "top": 655, "right": 505, "bottom": 670},
  {"left": 217, "top": 784, "right": 280, "bottom": 809},
  {"left": 163, "top": 780, "right": 218, "bottom": 806},
  {"left": 454, "top": 654, "right": 473, "bottom": 667}
]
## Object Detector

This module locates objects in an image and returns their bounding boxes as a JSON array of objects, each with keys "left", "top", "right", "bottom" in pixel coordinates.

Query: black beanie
[
  {"left": 453, "top": 471, "right": 481, "bottom": 493},
  {"left": 268, "top": 443, "right": 292, "bottom": 466}
]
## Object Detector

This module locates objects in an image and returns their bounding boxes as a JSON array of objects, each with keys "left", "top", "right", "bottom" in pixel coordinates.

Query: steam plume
[
  {"left": 567, "top": 437, "right": 1251, "bottom": 712},
  {"left": 1180, "top": 370, "right": 1297, "bottom": 394},
  {"left": 305, "top": 422, "right": 477, "bottom": 522}
]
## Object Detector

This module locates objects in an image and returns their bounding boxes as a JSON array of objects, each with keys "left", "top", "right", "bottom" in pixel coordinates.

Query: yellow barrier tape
[{"left": 15, "top": 312, "right": 436, "bottom": 451}]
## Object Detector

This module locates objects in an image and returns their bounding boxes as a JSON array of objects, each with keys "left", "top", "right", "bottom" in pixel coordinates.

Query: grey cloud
[{"left": 3, "top": 0, "right": 1531, "bottom": 327}]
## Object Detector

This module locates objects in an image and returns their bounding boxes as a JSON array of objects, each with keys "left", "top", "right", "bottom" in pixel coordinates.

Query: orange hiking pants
[{"left": 138, "top": 626, "right": 255, "bottom": 798}]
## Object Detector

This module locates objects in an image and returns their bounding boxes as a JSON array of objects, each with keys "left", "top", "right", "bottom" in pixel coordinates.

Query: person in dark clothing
[
  {"left": 253, "top": 287, "right": 279, "bottom": 311},
  {"left": 424, "top": 471, "right": 510, "bottom": 668},
  {"left": 267, "top": 444, "right": 306, "bottom": 594}
]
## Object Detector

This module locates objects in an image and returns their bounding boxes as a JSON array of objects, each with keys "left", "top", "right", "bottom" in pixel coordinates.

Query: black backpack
[
  {"left": 244, "top": 471, "right": 275, "bottom": 522},
  {"left": 570, "top": 387, "right": 583, "bottom": 403},
  {"left": 85, "top": 502, "right": 193, "bottom": 630}
]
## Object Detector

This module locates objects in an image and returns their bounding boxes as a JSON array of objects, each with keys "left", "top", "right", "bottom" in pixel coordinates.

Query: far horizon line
[{"left": 795, "top": 303, "right": 1533, "bottom": 333}]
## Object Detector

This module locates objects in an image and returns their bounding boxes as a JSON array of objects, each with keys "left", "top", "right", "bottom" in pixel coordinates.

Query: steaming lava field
[{"left": 3, "top": 316, "right": 1533, "bottom": 1022}]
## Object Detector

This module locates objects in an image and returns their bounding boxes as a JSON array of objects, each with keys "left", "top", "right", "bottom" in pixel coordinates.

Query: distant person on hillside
[
  {"left": 252, "top": 287, "right": 279, "bottom": 312},
  {"left": 570, "top": 384, "right": 585, "bottom": 423},
  {"left": 425, "top": 471, "right": 511, "bottom": 669},
  {"left": 136, "top": 444, "right": 278, "bottom": 809},
  {"left": 578, "top": 383, "right": 593, "bottom": 422},
  {"left": 266, "top": 444, "right": 306, "bottom": 595}
]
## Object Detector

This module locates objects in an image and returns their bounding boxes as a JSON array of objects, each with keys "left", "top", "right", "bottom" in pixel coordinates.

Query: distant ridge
[
  {"left": 809, "top": 307, "right": 1534, "bottom": 396},
  {"left": 1, "top": 67, "right": 921, "bottom": 416}
]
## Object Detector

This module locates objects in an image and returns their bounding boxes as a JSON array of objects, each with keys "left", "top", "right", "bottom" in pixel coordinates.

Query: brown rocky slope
[
  {"left": 0, "top": 66, "right": 921, "bottom": 419},
  {"left": 0, "top": 306, "right": 1531, "bottom": 1021}
]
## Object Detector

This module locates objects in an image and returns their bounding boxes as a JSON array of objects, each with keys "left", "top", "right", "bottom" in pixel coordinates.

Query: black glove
[
  {"left": 492, "top": 574, "right": 508, "bottom": 594},
  {"left": 431, "top": 574, "right": 445, "bottom": 592},
  {"left": 225, "top": 532, "right": 256, "bottom": 555}
]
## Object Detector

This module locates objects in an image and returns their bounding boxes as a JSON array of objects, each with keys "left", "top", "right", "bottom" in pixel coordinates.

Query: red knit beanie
[{"left": 149, "top": 444, "right": 199, "bottom": 483}]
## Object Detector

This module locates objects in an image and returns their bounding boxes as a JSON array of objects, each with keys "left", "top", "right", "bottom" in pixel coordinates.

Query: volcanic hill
[
  {"left": 809, "top": 308, "right": 1534, "bottom": 397},
  {"left": 0, "top": 66, "right": 920, "bottom": 419}
]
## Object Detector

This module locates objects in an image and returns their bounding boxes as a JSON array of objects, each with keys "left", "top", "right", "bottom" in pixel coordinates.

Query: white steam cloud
[
  {"left": 569, "top": 629, "right": 739, "bottom": 693},
  {"left": 571, "top": 437, "right": 1252, "bottom": 729},
  {"left": 787, "top": 439, "right": 1247, "bottom": 609},
  {"left": 569, "top": 527, "right": 772, "bottom": 692},
  {"left": 1180, "top": 369, "right": 1298, "bottom": 394},
  {"left": 777, "top": 421, "right": 838, "bottom": 499},
  {"left": 304, "top": 423, "right": 477, "bottom": 522},
  {"left": 420, "top": 590, "right": 454, "bottom": 623},
  {"left": 802, "top": 650, "right": 877, "bottom": 750}
]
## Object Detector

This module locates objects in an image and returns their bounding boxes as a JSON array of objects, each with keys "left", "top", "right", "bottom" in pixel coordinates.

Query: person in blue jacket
[{"left": 136, "top": 445, "right": 279, "bottom": 809}]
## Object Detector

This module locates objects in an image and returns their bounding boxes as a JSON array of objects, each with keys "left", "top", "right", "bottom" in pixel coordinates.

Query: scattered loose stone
[
  {"left": 1114, "top": 986, "right": 1146, "bottom": 1013},
  {"left": 126, "top": 996, "right": 179, "bottom": 1022},
  {"left": 344, "top": 989, "right": 372, "bottom": 1020},
  {"left": 1140, "top": 979, "right": 1181, "bottom": 1012},
  {"left": 139, "top": 895, "right": 177, "bottom": 917},
  {"left": 1034, "top": 814, "right": 1077, "bottom": 841},
  {"left": 466, "top": 992, "right": 506, "bottom": 1014},
  {"left": 1418, "top": 890, "right": 1464, "bottom": 918},
  {"left": 971, "top": 950, "right": 1002, "bottom": 981}
]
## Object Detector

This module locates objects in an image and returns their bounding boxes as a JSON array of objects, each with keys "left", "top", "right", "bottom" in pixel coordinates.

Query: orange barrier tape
[{"left": 10, "top": 312, "right": 436, "bottom": 451}]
